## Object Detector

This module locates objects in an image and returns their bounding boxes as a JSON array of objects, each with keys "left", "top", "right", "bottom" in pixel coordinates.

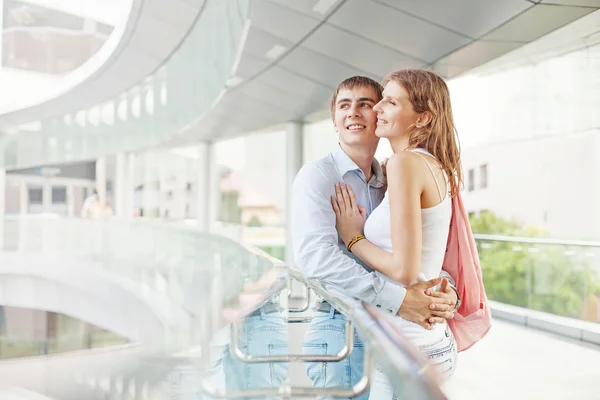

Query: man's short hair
[{"left": 329, "top": 76, "right": 383, "bottom": 117}]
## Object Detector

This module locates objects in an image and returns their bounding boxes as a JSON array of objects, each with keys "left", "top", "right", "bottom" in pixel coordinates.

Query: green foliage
[
  {"left": 246, "top": 215, "right": 263, "bottom": 227},
  {"left": 470, "top": 212, "right": 600, "bottom": 320},
  {"left": 258, "top": 246, "right": 285, "bottom": 261},
  {"left": 469, "top": 211, "right": 545, "bottom": 237}
]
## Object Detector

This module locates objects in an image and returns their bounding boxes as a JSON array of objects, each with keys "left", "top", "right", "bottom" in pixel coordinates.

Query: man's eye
[
  {"left": 340, "top": 104, "right": 349, "bottom": 109},
  {"left": 360, "top": 103, "right": 371, "bottom": 108}
]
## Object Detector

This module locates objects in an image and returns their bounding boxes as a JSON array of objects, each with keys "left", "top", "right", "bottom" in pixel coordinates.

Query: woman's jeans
[{"left": 369, "top": 324, "right": 458, "bottom": 400}]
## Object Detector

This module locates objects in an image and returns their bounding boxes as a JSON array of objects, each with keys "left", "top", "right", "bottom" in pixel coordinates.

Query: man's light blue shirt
[{"left": 291, "top": 145, "right": 406, "bottom": 315}]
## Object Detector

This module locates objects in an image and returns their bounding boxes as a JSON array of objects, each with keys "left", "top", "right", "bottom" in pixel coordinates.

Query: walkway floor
[{"left": 443, "top": 319, "right": 600, "bottom": 400}]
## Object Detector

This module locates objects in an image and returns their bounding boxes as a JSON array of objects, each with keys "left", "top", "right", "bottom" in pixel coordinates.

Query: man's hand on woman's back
[{"left": 397, "top": 278, "right": 456, "bottom": 329}]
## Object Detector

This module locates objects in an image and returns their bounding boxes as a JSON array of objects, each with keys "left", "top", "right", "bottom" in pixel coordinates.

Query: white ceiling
[
  {"left": 167, "top": 0, "right": 598, "bottom": 145},
  {"left": 2, "top": 0, "right": 598, "bottom": 150}
]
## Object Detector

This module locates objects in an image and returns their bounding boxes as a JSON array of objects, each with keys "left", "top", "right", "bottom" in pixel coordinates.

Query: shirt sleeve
[{"left": 291, "top": 164, "right": 406, "bottom": 315}]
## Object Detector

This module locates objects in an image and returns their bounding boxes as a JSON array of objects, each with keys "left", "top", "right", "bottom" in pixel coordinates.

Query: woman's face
[{"left": 373, "top": 81, "right": 420, "bottom": 139}]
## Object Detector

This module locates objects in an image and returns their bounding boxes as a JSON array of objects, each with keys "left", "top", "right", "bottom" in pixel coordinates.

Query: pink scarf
[{"left": 442, "top": 192, "right": 492, "bottom": 352}]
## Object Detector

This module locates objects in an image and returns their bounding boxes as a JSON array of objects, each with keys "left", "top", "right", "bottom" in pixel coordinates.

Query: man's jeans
[
  {"left": 302, "top": 309, "right": 369, "bottom": 400},
  {"left": 200, "top": 307, "right": 288, "bottom": 400}
]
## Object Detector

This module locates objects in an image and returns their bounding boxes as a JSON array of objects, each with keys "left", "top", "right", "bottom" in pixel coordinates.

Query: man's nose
[{"left": 348, "top": 104, "right": 360, "bottom": 117}]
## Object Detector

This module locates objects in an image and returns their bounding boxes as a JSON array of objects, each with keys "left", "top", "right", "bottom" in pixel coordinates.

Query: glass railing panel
[
  {"left": 0, "top": 306, "right": 128, "bottom": 360},
  {"left": 475, "top": 234, "right": 600, "bottom": 323},
  {"left": 0, "top": 216, "right": 447, "bottom": 399}
]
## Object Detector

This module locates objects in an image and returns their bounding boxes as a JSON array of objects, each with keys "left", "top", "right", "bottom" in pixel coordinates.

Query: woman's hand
[{"left": 331, "top": 182, "right": 367, "bottom": 245}]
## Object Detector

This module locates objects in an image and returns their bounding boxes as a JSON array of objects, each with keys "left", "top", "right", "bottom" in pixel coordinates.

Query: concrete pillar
[
  {"left": 18, "top": 179, "right": 27, "bottom": 253},
  {"left": 196, "top": 142, "right": 210, "bottom": 231},
  {"left": 208, "top": 146, "right": 220, "bottom": 232},
  {"left": 114, "top": 153, "right": 126, "bottom": 217},
  {"left": 171, "top": 172, "right": 186, "bottom": 220},
  {"left": 42, "top": 178, "right": 51, "bottom": 213},
  {"left": 142, "top": 153, "right": 159, "bottom": 218},
  {"left": 158, "top": 157, "right": 168, "bottom": 219},
  {"left": 95, "top": 157, "right": 107, "bottom": 205},
  {"left": 120, "top": 152, "right": 136, "bottom": 220},
  {"left": 285, "top": 121, "right": 304, "bottom": 268},
  {"left": 19, "top": 180, "right": 28, "bottom": 214},
  {"left": 0, "top": 168, "right": 5, "bottom": 251},
  {"left": 66, "top": 183, "right": 75, "bottom": 217}
]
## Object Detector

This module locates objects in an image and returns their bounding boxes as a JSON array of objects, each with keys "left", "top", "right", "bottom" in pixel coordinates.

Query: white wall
[{"left": 461, "top": 130, "right": 600, "bottom": 240}]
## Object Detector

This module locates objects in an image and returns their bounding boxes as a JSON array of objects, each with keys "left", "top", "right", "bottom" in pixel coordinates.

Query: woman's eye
[{"left": 389, "top": 100, "right": 396, "bottom": 106}]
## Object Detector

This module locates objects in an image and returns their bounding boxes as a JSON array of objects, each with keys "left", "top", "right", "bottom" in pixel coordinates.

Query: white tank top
[{"left": 364, "top": 148, "right": 452, "bottom": 344}]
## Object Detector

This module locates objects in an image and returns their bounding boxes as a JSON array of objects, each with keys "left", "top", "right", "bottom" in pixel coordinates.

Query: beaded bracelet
[{"left": 347, "top": 235, "right": 366, "bottom": 252}]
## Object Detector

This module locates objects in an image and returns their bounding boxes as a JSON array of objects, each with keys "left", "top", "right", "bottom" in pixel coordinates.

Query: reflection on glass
[
  {"left": 477, "top": 239, "right": 600, "bottom": 322},
  {"left": 0, "top": 307, "right": 127, "bottom": 359}
]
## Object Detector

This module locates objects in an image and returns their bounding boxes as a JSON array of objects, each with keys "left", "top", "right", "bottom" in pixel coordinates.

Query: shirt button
[
  {"left": 376, "top": 304, "right": 381, "bottom": 308},
  {"left": 388, "top": 309, "right": 393, "bottom": 314}
]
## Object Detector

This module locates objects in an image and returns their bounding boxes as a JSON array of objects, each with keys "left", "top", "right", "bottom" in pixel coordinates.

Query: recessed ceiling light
[
  {"left": 312, "top": 0, "right": 338, "bottom": 15},
  {"left": 265, "top": 44, "right": 287, "bottom": 60}
]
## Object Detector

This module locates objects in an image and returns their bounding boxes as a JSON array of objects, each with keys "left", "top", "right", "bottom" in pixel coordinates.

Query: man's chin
[{"left": 341, "top": 132, "right": 376, "bottom": 141}]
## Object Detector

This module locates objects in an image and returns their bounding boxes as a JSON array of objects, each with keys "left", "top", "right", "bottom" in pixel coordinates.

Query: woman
[{"left": 331, "top": 69, "right": 462, "bottom": 391}]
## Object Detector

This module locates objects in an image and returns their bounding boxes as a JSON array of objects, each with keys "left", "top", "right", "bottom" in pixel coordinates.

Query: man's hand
[
  {"left": 380, "top": 158, "right": 389, "bottom": 178},
  {"left": 424, "top": 278, "right": 458, "bottom": 325},
  {"left": 397, "top": 278, "right": 455, "bottom": 329}
]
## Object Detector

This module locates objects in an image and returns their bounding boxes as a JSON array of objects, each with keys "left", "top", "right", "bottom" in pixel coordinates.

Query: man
[{"left": 291, "top": 76, "right": 458, "bottom": 398}]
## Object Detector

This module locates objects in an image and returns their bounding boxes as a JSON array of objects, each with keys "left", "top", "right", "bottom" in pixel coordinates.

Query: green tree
[
  {"left": 470, "top": 212, "right": 600, "bottom": 320},
  {"left": 246, "top": 215, "right": 263, "bottom": 227}
]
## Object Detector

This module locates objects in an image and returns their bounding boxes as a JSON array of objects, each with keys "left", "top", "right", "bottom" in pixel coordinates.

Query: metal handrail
[
  {"left": 205, "top": 264, "right": 440, "bottom": 399},
  {"left": 287, "top": 269, "right": 353, "bottom": 316},
  {"left": 288, "top": 282, "right": 311, "bottom": 313},
  {"left": 202, "top": 347, "right": 372, "bottom": 399},
  {"left": 474, "top": 233, "right": 600, "bottom": 247}
]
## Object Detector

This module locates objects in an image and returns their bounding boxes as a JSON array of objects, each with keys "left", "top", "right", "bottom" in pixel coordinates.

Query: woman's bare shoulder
[{"left": 386, "top": 151, "right": 425, "bottom": 174}]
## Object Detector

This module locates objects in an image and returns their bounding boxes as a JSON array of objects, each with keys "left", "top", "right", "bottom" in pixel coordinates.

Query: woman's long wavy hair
[{"left": 384, "top": 69, "right": 463, "bottom": 197}]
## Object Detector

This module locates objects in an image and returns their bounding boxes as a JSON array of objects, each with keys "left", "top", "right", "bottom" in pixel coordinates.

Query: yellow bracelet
[{"left": 347, "top": 235, "right": 365, "bottom": 252}]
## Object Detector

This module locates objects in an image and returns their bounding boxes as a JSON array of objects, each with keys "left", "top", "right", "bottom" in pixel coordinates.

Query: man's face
[{"left": 332, "top": 85, "right": 380, "bottom": 148}]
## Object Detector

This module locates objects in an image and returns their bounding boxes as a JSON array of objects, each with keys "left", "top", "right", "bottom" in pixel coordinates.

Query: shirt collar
[{"left": 332, "top": 144, "right": 386, "bottom": 188}]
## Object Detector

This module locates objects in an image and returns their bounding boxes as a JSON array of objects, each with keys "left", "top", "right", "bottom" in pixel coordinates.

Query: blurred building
[
  {"left": 460, "top": 42, "right": 600, "bottom": 240},
  {"left": 462, "top": 132, "right": 600, "bottom": 240},
  {"left": 1, "top": 0, "right": 114, "bottom": 74}
]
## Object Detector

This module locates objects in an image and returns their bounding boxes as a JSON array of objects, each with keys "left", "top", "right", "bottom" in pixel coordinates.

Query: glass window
[
  {"left": 480, "top": 164, "right": 488, "bottom": 189},
  {"left": 468, "top": 169, "right": 475, "bottom": 192}
]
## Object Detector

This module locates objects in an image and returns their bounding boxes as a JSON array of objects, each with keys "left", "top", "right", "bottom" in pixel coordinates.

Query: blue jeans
[
  {"left": 201, "top": 307, "right": 288, "bottom": 400},
  {"left": 303, "top": 309, "right": 369, "bottom": 400}
]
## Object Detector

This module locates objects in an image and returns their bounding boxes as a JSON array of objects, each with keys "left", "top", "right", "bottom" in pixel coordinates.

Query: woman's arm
[{"left": 333, "top": 152, "right": 423, "bottom": 286}]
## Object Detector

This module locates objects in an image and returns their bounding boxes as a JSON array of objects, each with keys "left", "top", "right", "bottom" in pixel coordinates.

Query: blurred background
[{"left": 0, "top": 0, "right": 599, "bottom": 399}]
